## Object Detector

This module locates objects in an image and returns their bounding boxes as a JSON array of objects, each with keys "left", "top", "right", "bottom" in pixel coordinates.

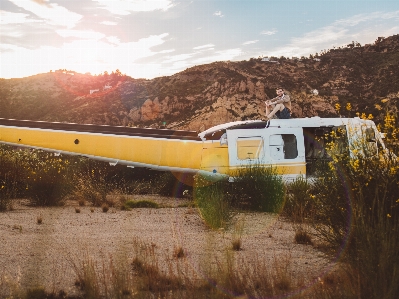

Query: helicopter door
[{"left": 226, "top": 129, "right": 265, "bottom": 166}]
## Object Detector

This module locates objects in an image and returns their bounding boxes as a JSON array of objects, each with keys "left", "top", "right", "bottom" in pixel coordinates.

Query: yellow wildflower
[
  {"left": 346, "top": 103, "right": 352, "bottom": 111},
  {"left": 351, "top": 159, "right": 360, "bottom": 170}
]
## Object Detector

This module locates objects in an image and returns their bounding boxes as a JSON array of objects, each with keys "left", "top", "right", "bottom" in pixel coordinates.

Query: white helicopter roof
[{"left": 198, "top": 117, "right": 376, "bottom": 140}]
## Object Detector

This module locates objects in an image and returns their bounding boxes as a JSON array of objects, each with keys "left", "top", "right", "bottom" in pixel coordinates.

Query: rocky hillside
[{"left": 1, "top": 35, "right": 398, "bottom": 131}]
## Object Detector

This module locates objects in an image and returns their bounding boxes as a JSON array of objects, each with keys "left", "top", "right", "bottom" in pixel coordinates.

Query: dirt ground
[{"left": 0, "top": 196, "right": 337, "bottom": 297}]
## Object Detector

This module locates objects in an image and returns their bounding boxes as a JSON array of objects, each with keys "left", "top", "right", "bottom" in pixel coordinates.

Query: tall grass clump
[
  {"left": 284, "top": 175, "right": 315, "bottom": 222},
  {"left": 284, "top": 176, "right": 316, "bottom": 245},
  {"left": 229, "top": 164, "right": 285, "bottom": 212},
  {"left": 312, "top": 110, "right": 399, "bottom": 299},
  {"left": 194, "top": 175, "right": 234, "bottom": 229}
]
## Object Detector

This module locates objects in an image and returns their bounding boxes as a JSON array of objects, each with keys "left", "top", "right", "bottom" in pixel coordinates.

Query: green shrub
[
  {"left": 194, "top": 165, "right": 285, "bottom": 228},
  {"left": 230, "top": 165, "right": 285, "bottom": 212}
]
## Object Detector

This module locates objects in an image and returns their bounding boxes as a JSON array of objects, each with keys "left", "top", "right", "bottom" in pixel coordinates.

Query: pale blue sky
[{"left": 1, "top": 0, "right": 398, "bottom": 79}]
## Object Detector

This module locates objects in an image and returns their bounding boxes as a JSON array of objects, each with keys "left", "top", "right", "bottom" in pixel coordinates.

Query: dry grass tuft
[
  {"left": 173, "top": 246, "right": 185, "bottom": 258},
  {"left": 101, "top": 203, "right": 109, "bottom": 213},
  {"left": 5, "top": 235, "right": 363, "bottom": 298},
  {"left": 272, "top": 254, "right": 292, "bottom": 292},
  {"left": 231, "top": 239, "right": 242, "bottom": 251},
  {"left": 12, "top": 224, "right": 22, "bottom": 232},
  {"left": 294, "top": 229, "right": 313, "bottom": 245},
  {"left": 131, "top": 256, "right": 146, "bottom": 275},
  {"left": 131, "top": 255, "right": 183, "bottom": 292},
  {"left": 231, "top": 215, "right": 245, "bottom": 251}
]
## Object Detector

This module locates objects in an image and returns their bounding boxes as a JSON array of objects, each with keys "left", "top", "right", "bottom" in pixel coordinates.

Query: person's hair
[{"left": 276, "top": 87, "right": 284, "bottom": 91}]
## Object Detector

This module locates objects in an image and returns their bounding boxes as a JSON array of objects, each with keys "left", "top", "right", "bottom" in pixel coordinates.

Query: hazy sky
[{"left": 1, "top": 0, "right": 398, "bottom": 79}]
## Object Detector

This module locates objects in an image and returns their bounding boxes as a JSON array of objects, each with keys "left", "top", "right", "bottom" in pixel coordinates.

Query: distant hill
[{"left": 1, "top": 34, "right": 398, "bottom": 131}]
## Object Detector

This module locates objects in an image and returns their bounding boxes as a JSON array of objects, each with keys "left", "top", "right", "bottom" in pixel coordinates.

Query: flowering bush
[
  {"left": 24, "top": 151, "right": 74, "bottom": 206},
  {"left": 0, "top": 145, "right": 28, "bottom": 210},
  {"left": 312, "top": 107, "right": 399, "bottom": 299}
]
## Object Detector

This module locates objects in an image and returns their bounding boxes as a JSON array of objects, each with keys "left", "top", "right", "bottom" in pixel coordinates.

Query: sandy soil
[{"left": 0, "top": 196, "right": 336, "bottom": 297}]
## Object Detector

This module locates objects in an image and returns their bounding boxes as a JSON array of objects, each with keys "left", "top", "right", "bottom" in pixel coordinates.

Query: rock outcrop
[{"left": 1, "top": 34, "right": 398, "bottom": 130}]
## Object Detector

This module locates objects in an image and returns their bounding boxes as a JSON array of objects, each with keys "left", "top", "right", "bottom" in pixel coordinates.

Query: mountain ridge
[{"left": 1, "top": 34, "right": 398, "bottom": 131}]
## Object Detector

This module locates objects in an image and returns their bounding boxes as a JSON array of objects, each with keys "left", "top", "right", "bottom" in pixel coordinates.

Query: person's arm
[
  {"left": 265, "top": 96, "right": 277, "bottom": 106},
  {"left": 271, "top": 94, "right": 290, "bottom": 105},
  {"left": 270, "top": 96, "right": 282, "bottom": 105}
]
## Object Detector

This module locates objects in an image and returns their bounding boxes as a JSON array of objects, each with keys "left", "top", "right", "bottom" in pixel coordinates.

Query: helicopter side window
[
  {"left": 282, "top": 134, "right": 298, "bottom": 159},
  {"left": 269, "top": 134, "right": 298, "bottom": 160}
]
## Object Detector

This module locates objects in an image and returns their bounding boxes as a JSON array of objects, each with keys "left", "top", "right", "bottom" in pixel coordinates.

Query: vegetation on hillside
[{"left": 0, "top": 35, "right": 398, "bottom": 128}]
